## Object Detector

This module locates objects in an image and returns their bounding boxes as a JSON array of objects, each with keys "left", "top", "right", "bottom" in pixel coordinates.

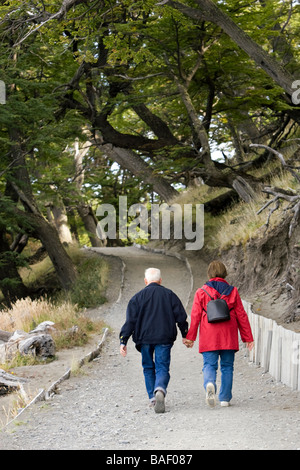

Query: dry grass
[
  {"left": 0, "top": 295, "right": 106, "bottom": 351},
  {"left": 0, "top": 296, "right": 77, "bottom": 332},
  {"left": 171, "top": 168, "right": 299, "bottom": 252},
  {"left": 0, "top": 295, "right": 107, "bottom": 372},
  {"left": 213, "top": 170, "right": 298, "bottom": 251},
  {"left": 212, "top": 199, "right": 269, "bottom": 251},
  {"left": 1, "top": 384, "right": 33, "bottom": 425}
]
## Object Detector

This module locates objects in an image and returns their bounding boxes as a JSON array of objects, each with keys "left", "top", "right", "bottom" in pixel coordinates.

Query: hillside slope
[{"left": 220, "top": 220, "right": 300, "bottom": 333}]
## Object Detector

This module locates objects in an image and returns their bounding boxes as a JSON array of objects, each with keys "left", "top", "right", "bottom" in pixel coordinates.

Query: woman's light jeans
[{"left": 202, "top": 350, "right": 235, "bottom": 402}]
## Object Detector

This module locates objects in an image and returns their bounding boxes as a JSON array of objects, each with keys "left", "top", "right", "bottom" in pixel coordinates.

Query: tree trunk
[
  {"left": 204, "top": 190, "right": 239, "bottom": 215},
  {"left": 77, "top": 203, "right": 104, "bottom": 247},
  {"left": 73, "top": 137, "right": 104, "bottom": 247},
  {"left": 0, "top": 330, "right": 13, "bottom": 342},
  {"left": 46, "top": 203, "right": 73, "bottom": 245},
  {"left": 0, "top": 324, "right": 56, "bottom": 365},
  {"left": 232, "top": 175, "right": 258, "bottom": 203},
  {"left": 100, "top": 143, "right": 178, "bottom": 203},
  {"left": 0, "top": 369, "right": 27, "bottom": 394},
  {"left": 10, "top": 233, "right": 29, "bottom": 254},
  {"left": 0, "top": 228, "right": 29, "bottom": 306},
  {"left": 4, "top": 186, "right": 77, "bottom": 292},
  {"left": 5, "top": 130, "right": 77, "bottom": 291},
  {"left": 174, "top": 78, "right": 212, "bottom": 165},
  {"left": 30, "top": 213, "right": 77, "bottom": 290},
  {"left": 192, "top": 160, "right": 262, "bottom": 202}
]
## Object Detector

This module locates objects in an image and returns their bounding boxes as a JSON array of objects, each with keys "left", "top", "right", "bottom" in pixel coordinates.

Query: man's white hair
[{"left": 144, "top": 267, "right": 161, "bottom": 282}]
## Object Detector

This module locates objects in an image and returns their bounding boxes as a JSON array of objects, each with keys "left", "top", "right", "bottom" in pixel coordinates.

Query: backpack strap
[
  {"left": 201, "top": 288, "right": 213, "bottom": 313},
  {"left": 201, "top": 287, "right": 214, "bottom": 300}
]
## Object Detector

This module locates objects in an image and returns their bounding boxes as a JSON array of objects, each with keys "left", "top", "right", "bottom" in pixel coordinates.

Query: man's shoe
[
  {"left": 205, "top": 382, "right": 216, "bottom": 408},
  {"left": 149, "top": 398, "right": 156, "bottom": 408},
  {"left": 154, "top": 390, "right": 165, "bottom": 413}
]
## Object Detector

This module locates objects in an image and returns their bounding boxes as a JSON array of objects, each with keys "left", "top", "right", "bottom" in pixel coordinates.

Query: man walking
[{"left": 119, "top": 267, "right": 188, "bottom": 413}]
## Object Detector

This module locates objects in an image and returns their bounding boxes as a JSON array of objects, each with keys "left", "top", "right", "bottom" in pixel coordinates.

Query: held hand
[
  {"left": 246, "top": 341, "right": 254, "bottom": 351},
  {"left": 182, "top": 338, "right": 194, "bottom": 348},
  {"left": 120, "top": 344, "right": 127, "bottom": 357}
]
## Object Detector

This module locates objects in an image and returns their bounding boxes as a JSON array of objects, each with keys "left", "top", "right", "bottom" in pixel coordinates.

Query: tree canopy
[{"left": 0, "top": 0, "right": 299, "bottom": 304}]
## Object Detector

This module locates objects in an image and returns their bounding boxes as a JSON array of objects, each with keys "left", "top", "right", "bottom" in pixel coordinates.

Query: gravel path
[{"left": 0, "top": 246, "right": 299, "bottom": 450}]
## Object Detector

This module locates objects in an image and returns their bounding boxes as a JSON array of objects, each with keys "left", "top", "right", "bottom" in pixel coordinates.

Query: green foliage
[
  {"left": 0, "top": 0, "right": 298, "bottom": 300},
  {"left": 68, "top": 255, "right": 108, "bottom": 309}
]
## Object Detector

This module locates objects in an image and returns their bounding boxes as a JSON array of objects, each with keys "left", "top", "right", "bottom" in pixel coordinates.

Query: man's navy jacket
[{"left": 120, "top": 282, "right": 188, "bottom": 351}]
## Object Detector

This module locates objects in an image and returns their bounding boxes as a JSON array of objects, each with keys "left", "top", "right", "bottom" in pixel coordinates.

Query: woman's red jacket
[{"left": 186, "top": 277, "right": 254, "bottom": 352}]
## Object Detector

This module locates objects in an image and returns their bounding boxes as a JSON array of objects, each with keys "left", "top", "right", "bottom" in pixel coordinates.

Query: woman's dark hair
[{"left": 207, "top": 260, "right": 228, "bottom": 279}]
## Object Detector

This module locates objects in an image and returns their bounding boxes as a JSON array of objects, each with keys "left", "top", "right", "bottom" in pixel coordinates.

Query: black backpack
[{"left": 201, "top": 287, "right": 233, "bottom": 323}]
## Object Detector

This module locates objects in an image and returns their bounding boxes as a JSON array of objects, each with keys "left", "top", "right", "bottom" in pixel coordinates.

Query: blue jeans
[
  {"left": 140, "top": 344, "right": 172, "bottom": 400},
  {"left": 202, "top": 350, "right": 235, "bottom": 402}
]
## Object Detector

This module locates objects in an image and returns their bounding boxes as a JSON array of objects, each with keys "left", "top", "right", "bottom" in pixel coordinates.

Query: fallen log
[
  {"left": 0, "top": 330, "right": 13, "bottom": 343},
  {"left": 19, "top": 334, "right": 55, "bottom": 358},
  {"left": 0, "top": 368, "right": 27, "bottom": 395},
  {"left": 0, "top": 369, "right": 27, "bottom": 387},
  {"left": 29, "top": 321, "right": 55, "bottom": 335},
  {"left": 0, "top": 323, "right": 56, "bottom": 363}
]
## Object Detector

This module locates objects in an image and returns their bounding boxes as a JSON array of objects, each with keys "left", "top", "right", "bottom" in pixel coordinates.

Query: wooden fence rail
[{"left": 242, "top": 301, "right": 300, "bottom": 391}]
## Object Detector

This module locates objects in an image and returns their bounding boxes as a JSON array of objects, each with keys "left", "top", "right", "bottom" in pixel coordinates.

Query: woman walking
[{"left": 183, "top": 260, "right": 254, "bottom": 407}]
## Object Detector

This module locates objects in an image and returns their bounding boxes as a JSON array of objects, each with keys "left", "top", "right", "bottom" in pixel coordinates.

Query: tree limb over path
[
  {"left": 157, "top": 0, "right": 296, "bottom": 98},
  {"left": 7, "top": 0, "right": 296, "bottom": 97}
]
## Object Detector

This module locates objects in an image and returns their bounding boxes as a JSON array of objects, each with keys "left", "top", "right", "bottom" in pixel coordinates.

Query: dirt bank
[{"left": 220, "top": 222, "right": 300, "bottom": 333}]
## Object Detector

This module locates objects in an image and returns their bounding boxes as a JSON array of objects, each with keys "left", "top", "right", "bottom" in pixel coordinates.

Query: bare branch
[
  {"left": 114, "top": 73, "right": 165, "bottom": 81},
  {"left": 186, "top": 53, "right": 203, "bottom": 85},
  {"left": 289, "top": 200, "right": 300, "bottom": 237},
  {"left": 262, "top": 187, "right": 299, "bottom": 203},
  {"left": 257, "top": 195, "right": 280, "bottom": 215},
  {"left": 10, "top": 182, "right": 39, "bottom": 215},
  {"left": 12, "top": 0, "right": 87, "bottom": 47},
  {"left": 250, "top": 143, "right": 300, "bottom": 184},
  {"left": 263, "top": 198, "right": 280, "bottom": 233},
  {"left": 258, "top": 186, "right": 300, "bottom": 237}
]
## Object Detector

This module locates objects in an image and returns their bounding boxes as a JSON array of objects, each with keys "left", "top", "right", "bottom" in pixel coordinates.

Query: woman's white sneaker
[{"left": 220, "top": 401, "right": 230, "bottom": 407}]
